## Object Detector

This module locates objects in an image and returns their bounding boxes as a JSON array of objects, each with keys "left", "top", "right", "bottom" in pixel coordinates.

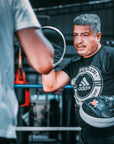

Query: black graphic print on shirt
[{"left": 71, "top": 65, "right": 103, "bottom": 106}]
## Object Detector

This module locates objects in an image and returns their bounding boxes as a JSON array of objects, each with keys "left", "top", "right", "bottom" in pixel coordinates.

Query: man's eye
[
  {"left": 83, "top": 34, "right": 88, "bottom": 37},
  {"left": 83, "top": 33, "right": 89, "bottom": 37},
  {"left": 73, "top": 34, "right": 78, "bottom": 37}
]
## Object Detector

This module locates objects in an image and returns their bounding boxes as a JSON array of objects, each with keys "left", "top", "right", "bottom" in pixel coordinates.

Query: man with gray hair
[
  {"left": 73, "top": 14, "right": 101, "bottom": 35},
  {"left": 42, "top": 14, "right": 114, "bottom": 144}
]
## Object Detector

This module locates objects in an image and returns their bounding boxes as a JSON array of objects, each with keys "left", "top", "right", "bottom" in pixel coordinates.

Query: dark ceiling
[{"left": 29, "top": 0, "right": 90, "bottom": 9}]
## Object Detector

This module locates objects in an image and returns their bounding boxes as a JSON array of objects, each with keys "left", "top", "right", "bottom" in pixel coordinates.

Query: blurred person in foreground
[{"left": 0, "top": 0, "right": 54, "bottom": 143}]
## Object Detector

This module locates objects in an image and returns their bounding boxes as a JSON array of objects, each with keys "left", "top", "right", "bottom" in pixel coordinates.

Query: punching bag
[
  {"left": 14, "top": 49, "right": 30, "bottom": 106},
  {"left": 15, "top": 48, "right": 30, "bottom": 144}
]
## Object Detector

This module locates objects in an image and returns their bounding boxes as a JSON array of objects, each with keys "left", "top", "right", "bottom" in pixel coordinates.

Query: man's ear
[{"left": 97, "top": 32, "right": 102, "bottom": 42}]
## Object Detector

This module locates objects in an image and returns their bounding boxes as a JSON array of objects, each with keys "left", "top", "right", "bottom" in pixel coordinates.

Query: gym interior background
[{"left": 14, "top": 0, "right": 114, "bottom": 144}]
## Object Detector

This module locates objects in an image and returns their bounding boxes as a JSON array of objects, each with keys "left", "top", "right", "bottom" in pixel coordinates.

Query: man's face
[{"left": 73, "top": 25, "right": 101, "bottom": 58}]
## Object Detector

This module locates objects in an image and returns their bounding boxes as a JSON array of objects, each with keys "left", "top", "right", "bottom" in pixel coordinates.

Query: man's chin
[{"left": 77, "top": 51, "right": 85, "bottom": 56}]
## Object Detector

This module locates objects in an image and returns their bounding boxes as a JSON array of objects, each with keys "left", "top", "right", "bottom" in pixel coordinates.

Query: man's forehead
[{"left": 73, "top": 25, "right": 91, "bottom": 33}]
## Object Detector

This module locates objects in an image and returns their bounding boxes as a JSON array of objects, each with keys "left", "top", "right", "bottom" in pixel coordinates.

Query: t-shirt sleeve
[
  {"left": 102, "top": 46, "right": 114, "bottom": 74},
  {"left": 62, "top": 61, "right": 72, "bottom": 77},
  {"left": 13, "top": 0, "right": 41, "bottom": 31},
  {"left": 106, "top": 51, "right": 114, "bottom": 74},
  {"left": 62, "top": 56, "right": 81, "bottom": 79}
]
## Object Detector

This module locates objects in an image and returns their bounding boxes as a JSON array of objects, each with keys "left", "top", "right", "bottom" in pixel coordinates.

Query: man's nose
[{"left": 77, "top": 36, "right": 83, "bottom": 43}]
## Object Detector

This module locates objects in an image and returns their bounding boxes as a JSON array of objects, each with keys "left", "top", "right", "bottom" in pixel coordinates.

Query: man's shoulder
[{"left": 101, "top": 45, "right": 114, "bottom": 54}]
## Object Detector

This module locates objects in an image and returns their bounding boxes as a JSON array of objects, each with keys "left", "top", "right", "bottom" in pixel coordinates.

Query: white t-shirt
[{"left": 0, "top": 0, "right": 40, "bottom": 138}]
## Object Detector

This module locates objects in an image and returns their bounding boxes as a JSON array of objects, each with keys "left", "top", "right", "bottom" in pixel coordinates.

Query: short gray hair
[{"left": 73, "top": 14, "right": 101, "bottom": 35}]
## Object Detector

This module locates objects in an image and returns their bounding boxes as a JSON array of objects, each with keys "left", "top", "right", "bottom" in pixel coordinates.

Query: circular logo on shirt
[{"left": 71, "top": 65, "right": 103, "bottom": 106}]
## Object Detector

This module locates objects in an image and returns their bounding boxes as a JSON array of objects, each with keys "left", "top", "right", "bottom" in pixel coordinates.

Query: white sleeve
[{"left": 13, "top": 0, "right": 41, "bottom": 31}]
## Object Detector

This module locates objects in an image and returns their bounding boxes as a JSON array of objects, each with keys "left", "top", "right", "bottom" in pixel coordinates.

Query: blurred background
[{"left": 14, "top": 0, "right": 114, "bottom": 143}]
